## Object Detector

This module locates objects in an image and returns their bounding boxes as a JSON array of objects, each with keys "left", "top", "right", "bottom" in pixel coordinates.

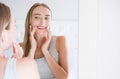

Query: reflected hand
[
  {"left": 12, "top": 42, "right": 23, "bottom": 59},
  {"left": 29, "top": 25, "right": 37, "bottom": 50},
  {"left": 41, "top": 29, "right": 52, "bottom": 53}
]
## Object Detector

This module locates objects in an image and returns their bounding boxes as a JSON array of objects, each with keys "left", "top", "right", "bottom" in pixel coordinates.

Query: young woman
[
  {"left": 21, "top": 3, "right": 68, "bottom": 79},
  {"left": 0, "top": 2, "right": 40, "bottom": 79}
]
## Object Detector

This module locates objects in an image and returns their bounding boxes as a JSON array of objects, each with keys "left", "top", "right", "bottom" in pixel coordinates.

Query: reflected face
[
  {"left": 7, "top": 13, "right": 16, "bottom": 48},
  {"left": 31, "top": 6, "right": 51, "bottom": 35}
]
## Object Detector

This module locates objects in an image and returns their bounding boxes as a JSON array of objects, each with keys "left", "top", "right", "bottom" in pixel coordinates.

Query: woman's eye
[
  {"left": 35, "top": 16, "right": 40, "bottom": 19},
  {"left": 45, "top": 17, "right": 49, "bottom": 20}
]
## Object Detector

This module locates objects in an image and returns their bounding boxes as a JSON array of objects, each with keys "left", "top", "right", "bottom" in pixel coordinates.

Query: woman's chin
[
  {"left": 39, "top": 31, "right": 46, "bottom": 34},
  {"left": 36, "top": 31, "right": 46, "bottom": 36}
]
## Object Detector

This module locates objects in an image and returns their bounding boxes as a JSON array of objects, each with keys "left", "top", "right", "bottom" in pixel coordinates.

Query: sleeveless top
[
  {"left": 35, "top": 36, "right": 59, "bottom": 79},
  {"left": 4, "top": 58, "right": 17, "bottom": 79}
]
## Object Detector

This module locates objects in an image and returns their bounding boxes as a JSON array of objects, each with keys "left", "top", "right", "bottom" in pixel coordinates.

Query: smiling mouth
[{"left": 37, "top": 27, "right": 47, "bottom": 30}]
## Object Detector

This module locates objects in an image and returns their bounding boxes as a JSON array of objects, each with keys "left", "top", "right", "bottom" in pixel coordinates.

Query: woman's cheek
[{"left": 31, "top": 20, "right": 39, "bottom": 26}]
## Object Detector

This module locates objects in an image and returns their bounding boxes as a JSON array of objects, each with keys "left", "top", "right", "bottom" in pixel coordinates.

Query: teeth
[
  {"left": 37, "top": 27, "right": 46, "bottom": 30},
  {"left": 38, "top": 27, "right": 45, "bottom": 29}
]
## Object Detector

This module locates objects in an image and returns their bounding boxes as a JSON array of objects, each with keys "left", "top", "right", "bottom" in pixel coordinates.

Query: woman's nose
[{"left": 40, "top": 18, "right": 45, "bottom": 26}]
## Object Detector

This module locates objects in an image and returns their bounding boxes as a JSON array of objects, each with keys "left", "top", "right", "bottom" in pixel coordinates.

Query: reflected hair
[{"left": 23, "top": 3, "right": 52, "bottom": 57}]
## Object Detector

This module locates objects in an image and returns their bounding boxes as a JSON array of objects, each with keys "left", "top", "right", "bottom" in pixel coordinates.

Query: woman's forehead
[{"left": 32, "top": 6, "right": 51, "bottom": 16}]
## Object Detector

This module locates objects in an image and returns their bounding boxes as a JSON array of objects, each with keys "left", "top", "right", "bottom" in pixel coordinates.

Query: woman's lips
[{"left": 37, "top": 27, "right": 46, "bottom": 30}]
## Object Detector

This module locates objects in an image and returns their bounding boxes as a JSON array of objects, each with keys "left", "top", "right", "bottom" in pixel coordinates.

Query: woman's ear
[{"left": 1, "top": 29, "right": 8, "bottom": 43}]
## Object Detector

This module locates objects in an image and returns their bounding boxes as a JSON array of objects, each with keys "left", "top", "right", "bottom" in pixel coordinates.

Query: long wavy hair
[{"left": 23, "top": 3, "right": 52, "bottom": 57}]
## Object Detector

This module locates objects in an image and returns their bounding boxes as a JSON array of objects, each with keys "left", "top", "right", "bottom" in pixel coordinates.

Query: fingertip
[{"left": 47, "top": 26, "right": 50, "bottom": 30}]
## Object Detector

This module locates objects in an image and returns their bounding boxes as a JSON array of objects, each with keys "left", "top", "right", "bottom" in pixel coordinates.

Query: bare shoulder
[
  {"left": 16, "top": 57, "right": 40, "bottom": 79},
  {"left": 56, "top": 36, "right": 66, "bottom": 43},
  {"left": 56, "top": 36, "right": 67, "bottom": 53},
  {"left": 56, "top": 36, "right": 67, "bottom": 45},
  {"left": 16, "top": 57, "right": 37, "bottom": 69}
]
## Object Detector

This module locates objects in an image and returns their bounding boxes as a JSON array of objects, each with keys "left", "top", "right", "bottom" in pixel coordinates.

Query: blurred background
[{"left": 0, "top": 0, "right": 79, "bottom": 79}]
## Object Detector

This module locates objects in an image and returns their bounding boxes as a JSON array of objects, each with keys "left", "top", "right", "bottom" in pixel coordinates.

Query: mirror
[{"left": 1, "top": 0, "right": 79, "bottom": 79}]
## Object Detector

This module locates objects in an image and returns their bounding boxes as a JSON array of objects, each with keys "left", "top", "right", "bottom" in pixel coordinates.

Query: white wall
[
  {"left": 79, "top": 0, "right": 98, "bottom": 79},
  {"left": 0, "top": 0, "right": 79, "bottom": 79},
  {"left": 80, "top": 0, "right": 120, "bottom": 79},
  {"left": 97, "top": 0, "right": 120, "bottom": 79}
]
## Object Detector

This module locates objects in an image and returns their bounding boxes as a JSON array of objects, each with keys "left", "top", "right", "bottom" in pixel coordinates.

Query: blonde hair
[
  {"left": 0, "top": 2, "right": 11, "bottom": 36},
  {"left": 23, "top": 3, "right": 52, "bottom": 57}
]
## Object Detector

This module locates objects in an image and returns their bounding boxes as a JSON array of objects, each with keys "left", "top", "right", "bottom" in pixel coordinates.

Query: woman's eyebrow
[
  {"left": 33, "top": 13, "right": 50, "bottom": 16},
  {"left": 34, "top": 13, "right": 41, "bottom": 15},
  {"left": 45, "top": 14, "right": 50, "bottom": 16}
]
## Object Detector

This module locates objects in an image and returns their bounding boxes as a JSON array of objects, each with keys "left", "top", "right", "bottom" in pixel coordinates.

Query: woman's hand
[
  {"left": 28, "top": 25, "right": 37, "bottom": 58},
  {"left": 12, "top": 42, "right": 23, "bottom": 59},
  {"left": 41, "top": 29, "right": 52, "bottom": 53},
  {"left": 29, "top": 25, "right": 37, "bottom": 50}
]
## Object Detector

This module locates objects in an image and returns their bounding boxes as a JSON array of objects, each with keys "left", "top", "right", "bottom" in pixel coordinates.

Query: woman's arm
[{"left": 42, "top": 36, "right": 68, "bottom": 79}]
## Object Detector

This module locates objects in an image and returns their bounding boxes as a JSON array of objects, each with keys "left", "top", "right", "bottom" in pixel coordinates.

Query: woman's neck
[
  {"left": 35, "top": 32, "right": 47, "bottom": 48},
  {"left": 36, "top": 36, "right": 44, "bottom": 48}
]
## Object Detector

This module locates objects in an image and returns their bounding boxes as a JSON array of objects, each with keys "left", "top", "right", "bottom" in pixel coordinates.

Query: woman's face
[{"left": 31, "top": 6, "right": 51, "bottom": 35}]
